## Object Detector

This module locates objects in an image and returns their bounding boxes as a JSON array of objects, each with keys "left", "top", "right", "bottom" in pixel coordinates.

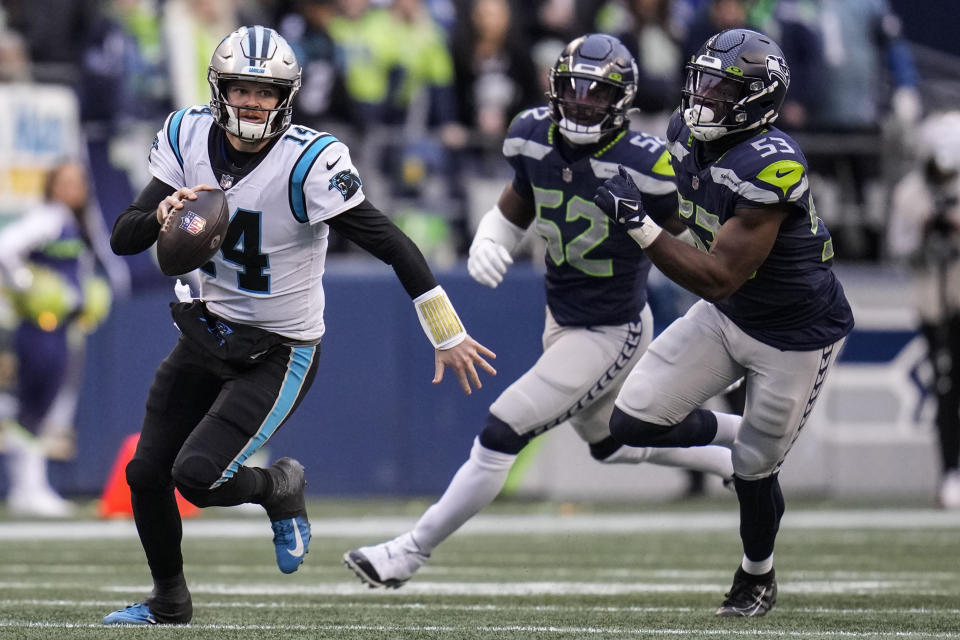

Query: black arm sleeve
[
  {"left": 110, "top": 178, "right": 175, "bottom": 255},
  {"left": 326, "top": 199, "right": 438, "bottom": 298}
]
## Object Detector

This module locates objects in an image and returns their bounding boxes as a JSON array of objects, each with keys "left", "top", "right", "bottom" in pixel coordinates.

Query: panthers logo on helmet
[
  {"left": 766, "top": 55, "right": 790, "bottom": 89},
  {"left": 329, "top": 170, "right": 362, "bottom": 201}
]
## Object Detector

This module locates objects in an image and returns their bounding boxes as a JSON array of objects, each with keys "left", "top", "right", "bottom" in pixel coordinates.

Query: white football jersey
[{"left": 149, "top": 106, "right": 365, "bottom": 341}]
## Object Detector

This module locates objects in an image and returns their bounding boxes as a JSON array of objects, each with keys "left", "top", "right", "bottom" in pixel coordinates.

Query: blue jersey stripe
[
  {"left": 210, "top": 345, "right": 318, "bottom": 489},
  {"left": 167, "top": 108, "right": 189, "bottom": 170},
  {"left": 288, "top": 134, "right": 337, "bottom": 222}
]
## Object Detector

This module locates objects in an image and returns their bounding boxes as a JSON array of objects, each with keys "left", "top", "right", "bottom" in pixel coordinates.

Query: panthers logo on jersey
[{"left": 329, "top": 170, "right": 362, "bottom": 201}]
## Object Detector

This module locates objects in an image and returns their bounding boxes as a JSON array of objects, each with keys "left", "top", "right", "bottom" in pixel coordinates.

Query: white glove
[
  {"left": 468, "top": 239, "right": 513, "bottom": 288},
  {"left": 174, "top": 278, "right": 194, "bottom": 302}
]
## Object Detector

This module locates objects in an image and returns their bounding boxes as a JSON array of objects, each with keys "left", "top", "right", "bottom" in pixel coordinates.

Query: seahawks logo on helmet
[
  {"left": 329, "top": 170, "right": 362, "bottom": 201},
  {"left": 766, "top": 55, "right": 790, "bottom": 89}
]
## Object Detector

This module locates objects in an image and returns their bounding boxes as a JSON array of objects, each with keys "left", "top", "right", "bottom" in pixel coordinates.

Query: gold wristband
[{"left": 413, "top": 285, "right": 466, "bottom": 349}]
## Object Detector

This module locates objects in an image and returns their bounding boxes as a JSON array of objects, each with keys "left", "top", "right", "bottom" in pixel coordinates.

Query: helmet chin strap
[
  {"left": 558, "top": 118, "right": 603, "bottom": 145},
  {"left": 237, "top": 116, "right": 274, "bottom": 142},
  {"left": 683, "top": 106, "right": 728, "bottom": 141},
  {"left": 225, "top": 108, "right": 279, "bottom": 142}
]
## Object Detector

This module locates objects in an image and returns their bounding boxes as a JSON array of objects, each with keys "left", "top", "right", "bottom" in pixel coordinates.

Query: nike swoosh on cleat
[
  {"left": 741, "top": 587, "right": 770, "bottom": 616},
  {"left": 326, "top": 156, "right": 342, "bottom": 170},
  {"left": 286, "top": 519, "right": 305, "bottom": 558}
]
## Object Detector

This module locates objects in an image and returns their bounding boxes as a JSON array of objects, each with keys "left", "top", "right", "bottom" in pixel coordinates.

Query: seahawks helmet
[
  {"left": 548, "top": 34, "right": 637, "bottom": 145},
  {"left": 208, "top": 25, "right": 302, "bottom": 142},
  {"left": 682, "top": 29, "right": 790, "bottom": 141}
]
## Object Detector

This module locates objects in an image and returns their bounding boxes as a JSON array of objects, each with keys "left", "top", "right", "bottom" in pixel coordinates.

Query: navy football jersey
[
  {"left": 504, "top": 107, "right": 676, "bottom": 326},
  {"left": 665, "top": 112, "right": 854, "bottom": 350}
]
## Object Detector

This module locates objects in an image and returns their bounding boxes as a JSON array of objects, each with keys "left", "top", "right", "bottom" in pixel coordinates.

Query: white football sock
[
  {"left": 711, "top": 411, "right": 741, "bottom": 447},
  {"left": 742, "top": 553, "right": 774, "bottom": 575},
  {"left": 411, "top": 437, "right": 516, "bottom": 553},
  {"left": 606, "top": 443, "right": 733, "bottom": 479}
]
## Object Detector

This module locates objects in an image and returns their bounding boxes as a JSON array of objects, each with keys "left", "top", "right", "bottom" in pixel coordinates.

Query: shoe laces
[
  {"left": 118, "top": 603, "right": 157, "bottom": 624},
  {"left": 271, "top": 518, "right": 295, "bottom": 543}
]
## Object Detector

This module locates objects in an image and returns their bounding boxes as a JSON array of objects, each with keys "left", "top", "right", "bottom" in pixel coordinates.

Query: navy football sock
[{"left": 734, "top": 473, "right": 785, "bottom": 562}]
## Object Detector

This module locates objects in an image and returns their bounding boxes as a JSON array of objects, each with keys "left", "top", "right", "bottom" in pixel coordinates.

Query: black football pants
[{"left": 125, "top": 335, "right": 319, "bottom": 581}]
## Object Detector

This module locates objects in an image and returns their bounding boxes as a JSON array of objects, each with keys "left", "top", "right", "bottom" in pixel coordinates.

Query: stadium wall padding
[
  {"left": 27, "top": 262, "right": 941, "bottom": 501},
  {"left": 50, "top": 259, "right": 547, "bottom": 498}
]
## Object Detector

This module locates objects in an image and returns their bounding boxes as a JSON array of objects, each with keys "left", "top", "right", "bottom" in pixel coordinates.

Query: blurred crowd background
[
  {"left": 1, "top": 0, "right": 960, "bottom": 514},
  {"left": 2, "top": 0, "right": 959, "bottom": 275}
]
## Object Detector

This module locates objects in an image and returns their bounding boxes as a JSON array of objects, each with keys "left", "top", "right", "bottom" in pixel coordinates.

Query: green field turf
[{"left": 0, "top": 498, "right": 958, "bottom": 639}]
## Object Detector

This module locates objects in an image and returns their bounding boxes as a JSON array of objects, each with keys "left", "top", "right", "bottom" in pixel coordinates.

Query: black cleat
[
  {"left": 263, "top": 458, "right": 307, "bottom": 521},
  {"left": 262, "top": 458, "right": 310, "bottom": 573},
  {"left": 715, "top": 567, "right": 777, "bottom": 617},
  {"left": 104, "top": 579, "right": 192, "bottom": 625}
]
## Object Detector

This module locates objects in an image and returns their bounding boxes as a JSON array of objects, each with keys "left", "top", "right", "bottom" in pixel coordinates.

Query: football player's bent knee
[
  {"left": 171, "top": 454, "right": 223, "bottom": 505},
  {"left": 125, "top": 457, "right": 172, "bottom": 493},
  {"left": 478, "top": 414, "right": 532, "bottom": 455},
  {"left": 732, "top": 443, "right": 780, "bottom": 480},
  {"left": 609, "top": 406, "right": 673, "bottom": 447}
]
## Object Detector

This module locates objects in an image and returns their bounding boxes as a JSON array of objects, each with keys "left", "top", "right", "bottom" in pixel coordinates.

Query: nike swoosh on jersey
[
  {"left": 326, "top": 156, "right": 341, "bottom": 170},
  {"left": 286, "top": 519, "right": 305, "bottom": 558},
  {"left": 775, "top": 168, "right": 795, "bottom": 178}
]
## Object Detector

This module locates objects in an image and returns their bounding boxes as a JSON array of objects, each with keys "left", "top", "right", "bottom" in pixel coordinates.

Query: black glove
[{"left": 593, "top": 165, "right": 648, "bottom": 228}]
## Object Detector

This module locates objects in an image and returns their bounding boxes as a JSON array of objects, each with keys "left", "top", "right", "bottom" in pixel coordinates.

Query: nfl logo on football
[{"left": 179, "top": 211, "right": 207, "bottom": 236}]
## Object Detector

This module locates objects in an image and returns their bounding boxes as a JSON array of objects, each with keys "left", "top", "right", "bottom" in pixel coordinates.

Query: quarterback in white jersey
[
  {"left": 148, "top": 106, "right": 359, "bottom": 340},
  {"left": 103, "top": 26, "right": 495, "bottom": 626}
]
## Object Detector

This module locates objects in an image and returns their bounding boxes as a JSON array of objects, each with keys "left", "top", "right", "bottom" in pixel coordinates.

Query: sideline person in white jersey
[
  {"left": 102, "top": 25, "right": 496, "bottom": 626},
  {"left": 594, "top": 29, "right": 855, "bottom": 616},
  {"left": 343, "top": 34, "right": 734, "bottom": 591}
]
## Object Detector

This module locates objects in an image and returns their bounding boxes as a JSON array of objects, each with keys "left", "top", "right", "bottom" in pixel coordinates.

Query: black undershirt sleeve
[
  {"left": 327, "top": 199, "right": 438, "bottom": 298},
  {"left": 110, "top": 178, "right": 176, "bottom": 255}
]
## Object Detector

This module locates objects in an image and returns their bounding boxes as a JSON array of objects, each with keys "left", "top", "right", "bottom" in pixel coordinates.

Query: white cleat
[
  {"left": 7, "top": 485, "right": 75, "bottom": 518},
  {"left": 938, "top": 470, "right": 960, "bottom": 510},
  {"left": 343, "top": 532, "right": 429, "bottom": 588}
]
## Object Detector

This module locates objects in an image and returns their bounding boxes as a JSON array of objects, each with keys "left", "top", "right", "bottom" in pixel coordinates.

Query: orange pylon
[{"left": 98, "top": 433, "right": 200, "bottom": 519}]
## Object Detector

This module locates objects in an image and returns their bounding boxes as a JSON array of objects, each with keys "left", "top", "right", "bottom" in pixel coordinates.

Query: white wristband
[
  {"left": 471, "top": 205, "right": 527, "bottom": 255},
  {"left": 413, "top": 285, "right": 466, "bottom": 349},
  {"left": 626, "top": 216, "right": 663, "bottom": 249}
]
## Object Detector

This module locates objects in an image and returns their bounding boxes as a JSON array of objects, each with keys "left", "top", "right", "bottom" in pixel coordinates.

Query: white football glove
[
  {"left": 468, "top": 239, "right": 513, "bottom": 288},
  {"left": 174, "top": 278, "right": 194, "bottom": 302},
  {"left": 467, "top": 204, "right": 526, "bottom": 288}
]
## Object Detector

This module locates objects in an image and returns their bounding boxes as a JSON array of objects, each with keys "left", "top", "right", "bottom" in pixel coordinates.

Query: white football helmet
[{"left": 207, "top": 25, "right": 302, "bottom": 142}]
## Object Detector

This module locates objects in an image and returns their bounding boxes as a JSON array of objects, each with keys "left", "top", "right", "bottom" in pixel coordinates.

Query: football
[{"left": 156, "top": 188, "right": 230, "bottom": 277}]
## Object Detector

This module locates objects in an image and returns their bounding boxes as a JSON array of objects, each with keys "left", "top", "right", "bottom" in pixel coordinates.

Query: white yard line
[
  {"left": 0, "top": 509, "right": 958, "bottom": 540},
  {"left": 4, "top": 598, "right": 960, "bottom": 616},
  {"left": 0, "top": 620, "right": 959, "bottom": 638},
  {"left": 0, "top": 579, "right": 954, "bottom": 597}
]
